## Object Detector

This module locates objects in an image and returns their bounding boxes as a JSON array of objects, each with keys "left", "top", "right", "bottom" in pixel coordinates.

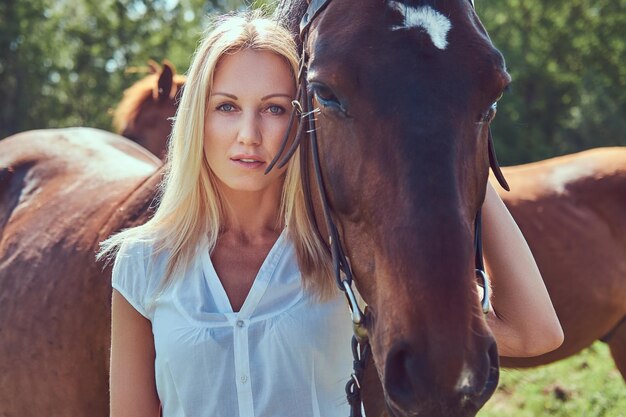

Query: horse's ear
[
  {"left": 148, "top": 59, "right": 161, "bottom": 74},
  {"left": 157, "top": 64, "right": 174, "bottom": 101},
  {"left": 162, "top": 59, "right": 177, "bottom": 75}
]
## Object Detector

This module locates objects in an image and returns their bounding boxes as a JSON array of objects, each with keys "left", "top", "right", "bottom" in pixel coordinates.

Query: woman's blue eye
[
  {"left": 267, "top": 105, "right": 285, "bottom": 115},
  {"left": 217, "top": 103, "right": 235, "bottom": 112}
]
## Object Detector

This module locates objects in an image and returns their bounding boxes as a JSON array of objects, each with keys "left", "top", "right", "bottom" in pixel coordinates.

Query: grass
[{"left": 478, "top": 342, "right": 625, "bottom": 417}]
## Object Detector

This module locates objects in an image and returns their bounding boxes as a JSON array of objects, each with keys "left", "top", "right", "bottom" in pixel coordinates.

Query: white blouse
[{"left": 112, "top": 230, "right": 354, "bottom": 417}]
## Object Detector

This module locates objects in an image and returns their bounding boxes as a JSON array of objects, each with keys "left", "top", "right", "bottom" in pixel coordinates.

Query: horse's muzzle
[{"left": 383, "top": 338, "right": 499, "bottom": 417}]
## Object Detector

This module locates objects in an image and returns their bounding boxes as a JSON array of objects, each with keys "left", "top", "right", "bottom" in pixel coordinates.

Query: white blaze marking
[
  {"left": 389, "top": 2, "right": 452, "bottom": 50},
  {"left": 455, "top": 361, "right": 475, "bottom": 392}
]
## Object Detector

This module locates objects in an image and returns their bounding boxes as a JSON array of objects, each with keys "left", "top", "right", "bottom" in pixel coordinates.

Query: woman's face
[{"left": 204, "top": 49, "right": 296, "bottom": 194}]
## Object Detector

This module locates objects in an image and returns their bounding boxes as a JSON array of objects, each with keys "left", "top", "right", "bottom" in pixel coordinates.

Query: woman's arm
[
  {"left": 110, "top": 290, "right": 161, "bottom": 417},
  {"left": 482, "top": 181, "right": 564, "bottom": 357}
]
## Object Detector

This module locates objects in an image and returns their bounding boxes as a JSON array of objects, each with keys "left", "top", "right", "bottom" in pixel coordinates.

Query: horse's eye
[
  {"left": 309, "top": 82, "right": 348, "bottom": 115},
  {"left": 479, "top": 86, "right": 507, "bottom": 124},
  {"left": 484, "top": 102, "right": 498, "bottom": 123},
  {"left": 313, "top": 84, "right": 337, "bottom": 103},
  {"left": 479, "top": 102, "right": 498, "bottom": 124}
]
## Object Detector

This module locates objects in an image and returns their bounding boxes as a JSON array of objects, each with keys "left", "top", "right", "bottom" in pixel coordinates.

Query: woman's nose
[{"left": 237, "top": 112, "right": 261, "bottom": 146}]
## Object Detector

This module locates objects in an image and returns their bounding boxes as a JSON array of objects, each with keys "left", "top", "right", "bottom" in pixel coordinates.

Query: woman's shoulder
[
  {"left": 112, "top": 234, "right": 172, "bottom": 318},
  {"left": 117, "top": 233, "right": 158, "bottom": 256},
  {"left": 113, "top": 235, "right": 157, "bottom": 270},
  {"left": 112, "top": 232, "right": 175, "bottom": 286}
]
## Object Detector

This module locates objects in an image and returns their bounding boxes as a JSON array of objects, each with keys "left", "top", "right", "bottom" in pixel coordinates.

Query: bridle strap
[
  {"left": 302, "top": 71, "right": 367, "bottom": 334},
  {"left": 300, "top": 0, "right": 333, "bottom": 34},
  {"left": 488, "top": 128, "right": 510, "bottom": 191},
  {"left": 474, "top": 210, "right": 491, "bottom": 314}
]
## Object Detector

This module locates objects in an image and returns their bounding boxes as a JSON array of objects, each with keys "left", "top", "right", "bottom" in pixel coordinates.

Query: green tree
[
  {"left": 478, "top": 0, "right": 626, "bottom": 165},
  {"left": 0, "top": 0, "right": 265, "bottom": 138}
]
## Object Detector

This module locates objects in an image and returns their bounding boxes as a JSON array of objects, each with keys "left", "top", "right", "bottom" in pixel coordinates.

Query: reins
[{"left": 266, "top": 1, "right": 509, "bottom": 415}]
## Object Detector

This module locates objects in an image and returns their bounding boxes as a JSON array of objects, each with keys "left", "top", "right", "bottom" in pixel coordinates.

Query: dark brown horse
[
  {"left": 275, "top": 1, "right": 513, "bottom": 416},
  {"left": 112, "top": 60, "right": 185, "bottom": 159}
]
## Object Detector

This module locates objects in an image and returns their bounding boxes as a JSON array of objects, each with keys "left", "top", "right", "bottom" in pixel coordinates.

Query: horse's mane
[
  {"left": 273, "top": 0, "right": 308, "bottom": 42},
  {"left": 112, "top": 71, "right": 186, "bottom": 134}
]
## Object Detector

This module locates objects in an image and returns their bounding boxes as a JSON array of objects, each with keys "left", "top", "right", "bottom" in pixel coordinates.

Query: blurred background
[{"left": 0, "top": 0, "right": 624, "bottom": 415}]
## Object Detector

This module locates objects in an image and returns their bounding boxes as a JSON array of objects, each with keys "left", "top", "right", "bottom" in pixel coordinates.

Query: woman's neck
[{"left": 218, "top": 183, "right": 284, "bottom": 244}]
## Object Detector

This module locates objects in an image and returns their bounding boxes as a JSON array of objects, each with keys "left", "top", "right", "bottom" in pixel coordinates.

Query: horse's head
[
  {"left": 112, "top": 61, "right": 185, "bottom": 159},
  {"left": 299, "top": 0, "right": 509, "bottom": 415}
]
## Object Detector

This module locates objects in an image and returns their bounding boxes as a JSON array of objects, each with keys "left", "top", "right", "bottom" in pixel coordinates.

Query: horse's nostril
[
  {"left": 383, "top": 344, "right": 426, "bottom": 410},
  {"left": 472, "top": 340, "right": 500, "bottom": 408},
  {"left": 486, "top": 340, "right": 500, "bottom": 388}
]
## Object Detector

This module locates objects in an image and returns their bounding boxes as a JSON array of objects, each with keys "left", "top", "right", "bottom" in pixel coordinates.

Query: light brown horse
[
  {"left": 0, "top": 128, "right": 162, "bottom": 416},
  {"left": 498, "top": 149, "right": 626, "bottom": 373},
  {"left": 112, "top": 60, "right": 185, "bottom": 159}
]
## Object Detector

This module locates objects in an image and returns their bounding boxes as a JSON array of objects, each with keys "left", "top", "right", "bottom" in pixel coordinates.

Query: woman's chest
[
  {"left": 151, "top": 289, "right": 354, "bottom": 417},
  {"left": 152, "top": 287, "right": 348, "bottom": 354},
  {"left": 210, "top": 236, "right": 281, "bottom": 312}
]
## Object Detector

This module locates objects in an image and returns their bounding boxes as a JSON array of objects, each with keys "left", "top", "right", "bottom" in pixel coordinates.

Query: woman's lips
[{"left": 230, "top": 157, "right": 265, "bottom": 169}]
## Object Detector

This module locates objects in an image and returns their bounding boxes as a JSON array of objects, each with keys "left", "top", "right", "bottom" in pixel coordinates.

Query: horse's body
[
  {"left": 0, "top": 128, "right": 162, "bottom": 416},
  {"left": 498, "top": 148, "right": 626, "bottom": 371}
]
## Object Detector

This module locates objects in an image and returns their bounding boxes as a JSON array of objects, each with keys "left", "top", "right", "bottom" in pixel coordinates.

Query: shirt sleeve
[{"left": 111, "top": 239, "right": 150, "bottom": 319}]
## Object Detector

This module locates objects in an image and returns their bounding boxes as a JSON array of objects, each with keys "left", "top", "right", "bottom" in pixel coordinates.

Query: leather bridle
[{"left": 266, "top": 1, "right": 509, "bottom": 415}]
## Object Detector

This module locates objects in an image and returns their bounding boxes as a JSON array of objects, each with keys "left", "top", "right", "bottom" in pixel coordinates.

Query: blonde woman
[
  {"left": 101, "top": 11, "right": 562, "bottom": 417},
  {"left": 100, "top": 12, "right": 348, "bottom": 417}
]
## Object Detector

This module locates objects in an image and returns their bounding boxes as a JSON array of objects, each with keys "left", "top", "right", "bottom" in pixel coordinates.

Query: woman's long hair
[{"left": 98, "top": 11, "right": 335, "bottom": 301}]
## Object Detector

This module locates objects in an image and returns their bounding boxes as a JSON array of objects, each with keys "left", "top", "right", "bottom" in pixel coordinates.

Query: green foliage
[
  {"left": 478, "top": 0, "right": 626, "bottom": 164},
  {"left": 0, "top": 0, "right": 254, "bottom": 138},
  {"left": 479, "top": 342, "right": 625, "bottom": 416}
]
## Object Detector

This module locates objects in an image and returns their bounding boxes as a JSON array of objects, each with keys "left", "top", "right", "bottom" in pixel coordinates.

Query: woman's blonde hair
[{"left": 99, "top": 10, "right": 335, "bottom": 300}]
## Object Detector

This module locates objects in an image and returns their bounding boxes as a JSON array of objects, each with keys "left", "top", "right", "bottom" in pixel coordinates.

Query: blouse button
[
  {"left": 236, "top": 320, "right": 245, "bottom": 328},
  {"left": 240, "top": 375, "right": 248, "bottom": 384}
]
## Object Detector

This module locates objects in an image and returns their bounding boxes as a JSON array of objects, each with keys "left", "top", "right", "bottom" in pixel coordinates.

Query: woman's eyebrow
[
  {"left": 211, "top": 92, "right": 237, "bottom": 99},
  {"left": 261, "top": 93, "right": 293, "bottom": 101},
  {"left": 210, "top": 92, "right": 293, "bottom": 100}
]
